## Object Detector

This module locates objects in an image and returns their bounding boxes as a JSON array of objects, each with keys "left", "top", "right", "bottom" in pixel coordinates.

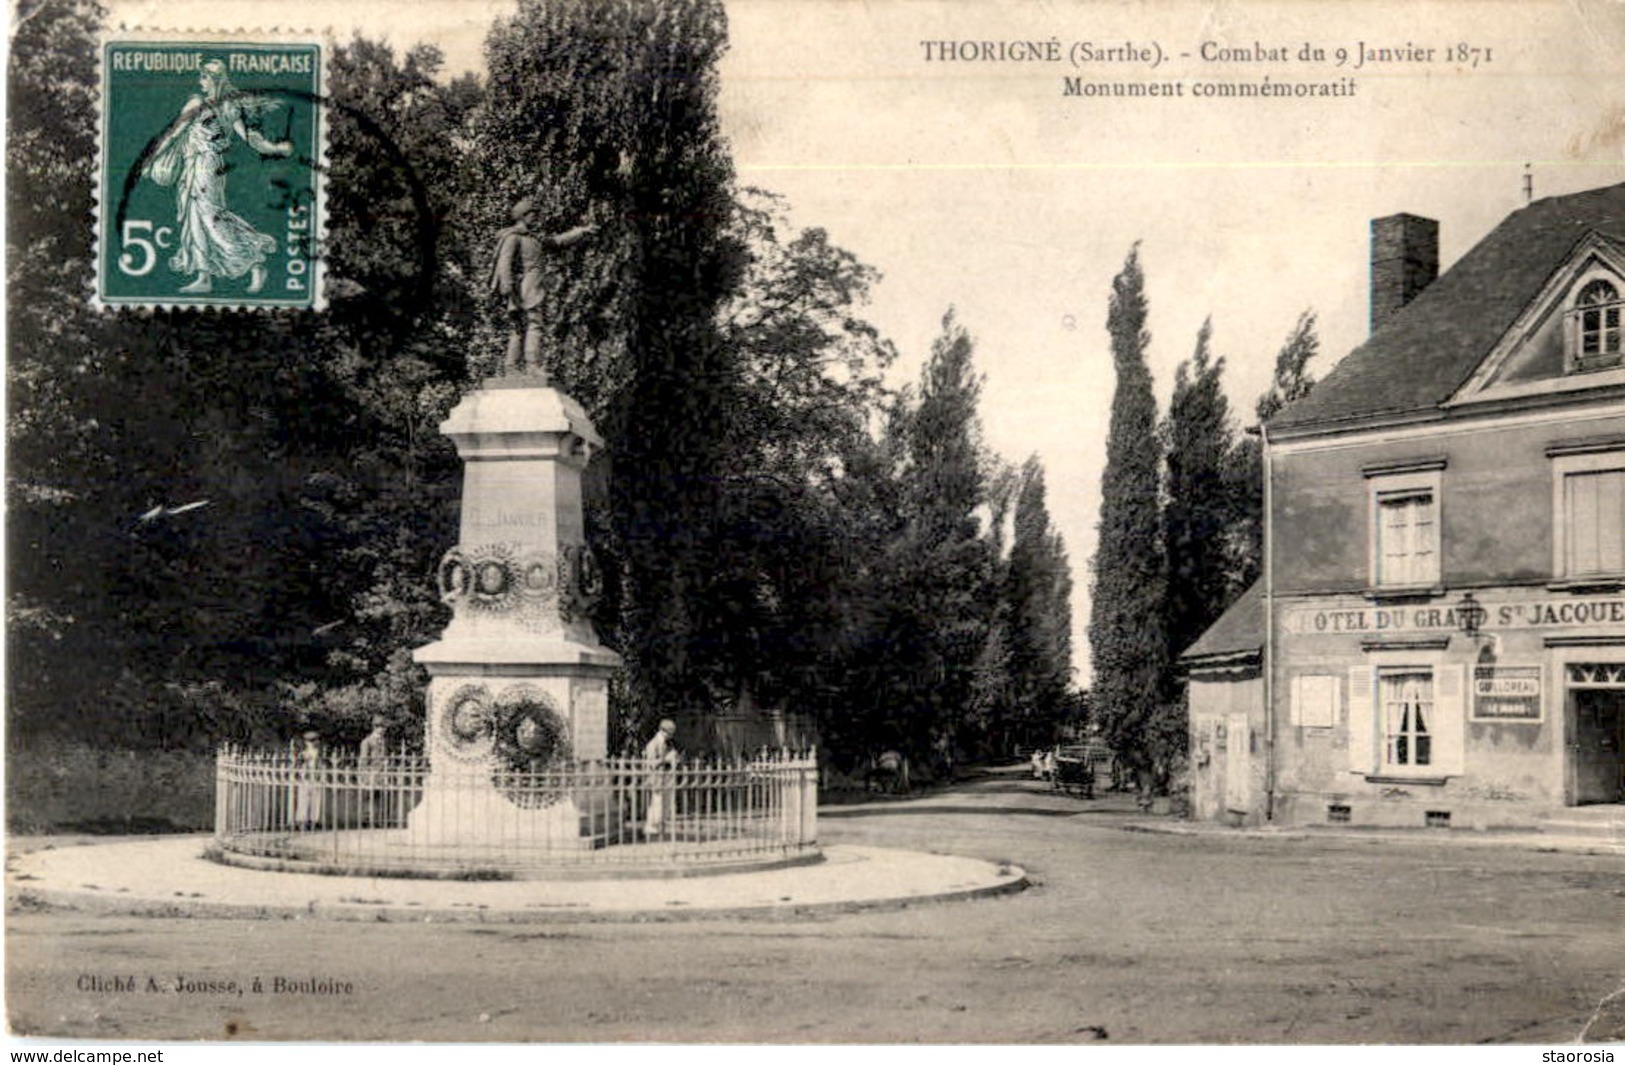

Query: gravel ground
[{"left": 8, "top": 769, "right": 1624, "bottom": 1044}]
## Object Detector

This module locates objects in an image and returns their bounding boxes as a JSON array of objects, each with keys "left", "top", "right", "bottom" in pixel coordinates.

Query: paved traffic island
[{"left": 7, "top": 837, "right": 1027, "bottom": 923}]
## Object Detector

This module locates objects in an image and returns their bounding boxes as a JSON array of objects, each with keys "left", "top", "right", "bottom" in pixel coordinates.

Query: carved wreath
[
  {"left": 490, "top": 688, "right": 573, "bottom": 808},
  {"left": 559, "top": 543, "right": 604, "bottom": 622},
  {"left": 440, "top": 544, "right": 560, "bottom": 618},
  {"left": 438, "top": 684, "right": 495, "bottom": 763}
]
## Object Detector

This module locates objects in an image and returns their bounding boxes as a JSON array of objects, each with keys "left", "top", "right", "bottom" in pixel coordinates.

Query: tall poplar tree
[
  {"left": 1088, "top": 245, "right": 1169, "bottom": 776},
  {"left": 883, "top": 311, "right": 995, "bottom": 755},
  {"left": 1225, "top": 309, "right": 1319, "bottom": 595},
  {"left": 1163, "top": 318, "right": 1237, "bottom": 662},
  {"left": 1004, "top": 456, "right": 1074, "bottom": 749},
  {"left": 474, "top": 0, "right": 746, "bottom": 720}
]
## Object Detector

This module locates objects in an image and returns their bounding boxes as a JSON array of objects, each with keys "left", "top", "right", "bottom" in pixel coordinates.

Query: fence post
[
  {"left": 213, "top": 746, "right": 228, "bottom": 845},
  {"left": 801, "top": 752, "right": 818, "bottom": 846}
]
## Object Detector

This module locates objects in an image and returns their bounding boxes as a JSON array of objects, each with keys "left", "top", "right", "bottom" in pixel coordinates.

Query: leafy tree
[
  {"left": 1225, "top": 309, "right": 1319, "bottom": 594},
  {"left": 7, "top": 0, "right": 117, "bottom": 737},
  {"left": 286, "top": 37, "right": 485, "bottom": 738},
  {"left": 882, "top": 311, "right": 997, "bottom": 756},
  {"left": 720, "top": 189, "right": 895, "bottom": 479},
  {"left": 7, "top": 0, "right": 1025, "bottom": 777},
  {"left": 1255, "top": 309, "right": 1319, "bottom": 423},
  {"left": 7, "top": 0, "right": 356, "bottom": 746},
  {"left": 698, "top": 190, "right": 898, "bottom": 720},
  {"left": 1163, "top": 318, "right": 1238, "bottom": 661},
  {"left": 804, "top": 407, "right": 910, "bottom": 766},
  {"left": 474, "top": 0, "right": 748, "bottom": 725},
  {"left": 1088, "top": 245, "right": 1170, "bottom": 778},
  {"left": 965, "top": 460, "right": 1017, "bottom": 752},
  {"left": 7, "top": 14, "right": 483, "bottom": 747}
]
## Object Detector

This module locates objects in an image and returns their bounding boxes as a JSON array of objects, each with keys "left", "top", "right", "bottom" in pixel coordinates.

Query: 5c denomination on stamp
[{"left": 97, "top": 33, "right": 326, "bottom": 310}]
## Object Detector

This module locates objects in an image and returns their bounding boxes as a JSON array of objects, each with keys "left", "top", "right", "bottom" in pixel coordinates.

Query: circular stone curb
[
  {"left": 210, "top": 840, "right": 828, "bottom": 881},
  {"left": 7, "top": 837, "right": 1028, "bottom": 924}
]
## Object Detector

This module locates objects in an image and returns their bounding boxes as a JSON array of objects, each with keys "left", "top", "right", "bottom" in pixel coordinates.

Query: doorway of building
[
  {"left": 1568, "top": 687, "right": 1625, "bottom": 805},
  {"left": 1224, "top": 713, "right": 1249, "bottom": 815}
]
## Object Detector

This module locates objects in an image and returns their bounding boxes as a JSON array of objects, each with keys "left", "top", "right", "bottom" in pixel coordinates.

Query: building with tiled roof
[{"left": 1182, "top": 182, "right": 1625, "bottom": 833}]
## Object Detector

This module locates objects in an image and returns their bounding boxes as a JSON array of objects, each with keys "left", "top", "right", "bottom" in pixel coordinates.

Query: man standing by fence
[
  {"left": 358, "top": 714, "right": 390, "bottom": 827},
  {"left": 643, "top": 719, "right": 678, "bottom": 839},
  {"left": 292, "top": 731, "right": 324, "bottom": 830}
]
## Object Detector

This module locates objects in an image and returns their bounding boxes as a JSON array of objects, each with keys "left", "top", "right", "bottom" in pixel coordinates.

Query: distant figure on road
[
  {"left": 869, "top": 749, "right": 909, "bottom": 794},
  {"left": 642, "top": 718, "right": 678, "bottom": 838}
]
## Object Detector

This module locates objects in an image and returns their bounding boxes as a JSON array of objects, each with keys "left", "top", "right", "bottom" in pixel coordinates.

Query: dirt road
[{"left": 8, "top": 772, "right": 1624, "bottom": 1043}]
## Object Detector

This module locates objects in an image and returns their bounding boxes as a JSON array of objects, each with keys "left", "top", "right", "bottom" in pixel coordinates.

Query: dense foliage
[
  {"left": 1088, "top": 246, "right": 1172, "bottom": 779},
  {"left": 1163, "top": 318, "right": 1236, "bottom": 672},
  {"left": 1087, "top": 246, "right": 1318, "bottom": 787},
  {"left": 7, "top": 0, "right": 1076, "bottom": 772}
]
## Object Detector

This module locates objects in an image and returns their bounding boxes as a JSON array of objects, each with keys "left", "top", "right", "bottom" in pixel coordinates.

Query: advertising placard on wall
[{"left": 1471, "top": 665, "right": 1543, "bottom": 722}]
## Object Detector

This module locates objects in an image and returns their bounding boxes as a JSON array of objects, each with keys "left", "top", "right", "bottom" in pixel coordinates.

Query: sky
[{"left": 103, "top": 0, "right": 1625, "bottom": 683}]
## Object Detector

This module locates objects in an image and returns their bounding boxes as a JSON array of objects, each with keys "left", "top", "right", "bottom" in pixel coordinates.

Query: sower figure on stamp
[
  {"left": 490, "top": 198, "right": 597, "bottom": 378},
  {"left": 143, "top": 58, "right": 294, "bottom": 295}
]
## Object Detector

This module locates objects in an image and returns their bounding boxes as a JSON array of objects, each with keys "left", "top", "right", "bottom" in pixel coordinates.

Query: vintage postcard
[{"left": 7, "top": 0, "right": 1624, "bottom": 1055}]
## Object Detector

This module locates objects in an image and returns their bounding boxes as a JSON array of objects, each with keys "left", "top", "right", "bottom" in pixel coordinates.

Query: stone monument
[
  {"left": 407, "top": 203, "right": 617, "bottom": 847},
  {"left": 208, "top": 204, "right": 820, "bottom": 877},
  {"left": 408, "top": 376, "right": 621, "bottom": 846}
]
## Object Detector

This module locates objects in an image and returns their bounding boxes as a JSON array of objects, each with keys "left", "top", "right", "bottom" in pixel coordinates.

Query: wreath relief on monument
[
  {"left": 438, "top": 542, "right": 560, "bottom": 620},
  {"left": 440, "top": 540, "right": 602, "bottom": 627},
  {"left": 490, "top": 686, "right": 573, "bottom": 808},
  {"left": 438, "top": 683, "right": 496, "bottom": 763},
  {"left": 558, "top": 542, "right": 604, "bottom": 622}
]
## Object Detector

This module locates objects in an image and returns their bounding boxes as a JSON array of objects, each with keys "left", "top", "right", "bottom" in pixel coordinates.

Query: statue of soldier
[{"left": 490, "top": 198, "right": 597, "bottom": 378}]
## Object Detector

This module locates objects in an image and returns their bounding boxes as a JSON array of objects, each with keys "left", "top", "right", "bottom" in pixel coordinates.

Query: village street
[{"left": 8, "top": 768, "right": 1625, "bottom": 1045}]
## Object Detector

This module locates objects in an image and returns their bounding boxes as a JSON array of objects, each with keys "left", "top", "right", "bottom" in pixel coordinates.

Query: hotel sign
[
  {"left": 1283, "top": 595, "right": 1625, "bottom": 636},
  {"left": 1471, "top": 665, "right": 1543, "bottom": 722}
]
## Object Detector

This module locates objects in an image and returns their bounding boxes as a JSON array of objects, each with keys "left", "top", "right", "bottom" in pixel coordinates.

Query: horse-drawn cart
[{"left": 1051, "top": 744, "right": 1099, "bottom": 798}]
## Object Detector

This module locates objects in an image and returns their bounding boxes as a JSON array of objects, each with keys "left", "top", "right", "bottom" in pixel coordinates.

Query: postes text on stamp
[{"left": 98, "top": 36, "right": 325, "bottom": 310}]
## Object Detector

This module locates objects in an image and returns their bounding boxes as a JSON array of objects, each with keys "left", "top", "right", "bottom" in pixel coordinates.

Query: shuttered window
[
  {"left": 1376, "top": 490, "right": 1438, "bottom": 587},
  {"left": 1347, "top": 664, "right": 1465, "bottom": 778},
  {"left": 1564, "top": 467, "right": 1625, "bottom": 578}
]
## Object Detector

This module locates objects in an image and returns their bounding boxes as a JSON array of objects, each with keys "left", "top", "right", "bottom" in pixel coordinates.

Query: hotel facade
[{"left": 1183, "top": 184, "right": 1625, "bottom": 832}]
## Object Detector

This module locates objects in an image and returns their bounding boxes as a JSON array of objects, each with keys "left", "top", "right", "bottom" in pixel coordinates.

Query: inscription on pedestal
[{"left": 572, "top": 677, "right": 609, "bottom": 761}]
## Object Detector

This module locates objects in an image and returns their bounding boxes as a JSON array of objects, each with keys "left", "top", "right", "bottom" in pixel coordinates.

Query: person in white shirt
[{"left": 642, "top": 719, "right": 678, "bottom": 838}]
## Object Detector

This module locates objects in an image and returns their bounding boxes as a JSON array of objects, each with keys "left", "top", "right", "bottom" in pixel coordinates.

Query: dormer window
[{"left": 1570, "top": 278, "right": 1624, "bottom": 372}]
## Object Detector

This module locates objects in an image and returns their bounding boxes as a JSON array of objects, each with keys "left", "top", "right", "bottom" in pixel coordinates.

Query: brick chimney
[{"left": 1370, "top": 213, "right": 1439, "bottom": 333}]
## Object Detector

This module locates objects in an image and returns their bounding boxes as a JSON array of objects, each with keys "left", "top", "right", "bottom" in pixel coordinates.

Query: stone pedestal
[{"left": 408, "top": 379, "right": 622, "bottom": 846}]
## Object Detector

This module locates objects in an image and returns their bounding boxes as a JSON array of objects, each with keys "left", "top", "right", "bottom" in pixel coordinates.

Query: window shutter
[
  {"left": 1292, "top": 675, "right": 1338, "bottom": 728},
  {"left": 1347, "top": 665, "right": 1375, "bottom": 774},
  {"left": 1434, "top": 663, "right": 1466, "bottom": 776}
]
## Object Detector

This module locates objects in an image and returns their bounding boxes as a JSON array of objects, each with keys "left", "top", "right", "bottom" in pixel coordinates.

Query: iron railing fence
[{"left": 213, "top": 746, "right": 819, "bottom": 878}]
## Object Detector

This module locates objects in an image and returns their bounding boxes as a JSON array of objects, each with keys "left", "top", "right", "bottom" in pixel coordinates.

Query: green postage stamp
[{"left": 97, "top": 34, "right": 326, "bottom": 310}]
